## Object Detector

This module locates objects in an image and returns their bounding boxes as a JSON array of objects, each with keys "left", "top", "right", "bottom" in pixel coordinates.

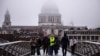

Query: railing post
[
  {"left": 99, "top": 36, "right": 100, "bottom": 42},
  {"left": 81, "top": 36, "right": 82, "bottom": 41},
  {"left": 90, "top": 36, "right": 91, "bottom": 41}
]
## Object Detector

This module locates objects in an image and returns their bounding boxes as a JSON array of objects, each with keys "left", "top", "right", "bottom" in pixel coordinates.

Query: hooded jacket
[{"left": 61, "top": 33, "right": 69, "bottom": 47}]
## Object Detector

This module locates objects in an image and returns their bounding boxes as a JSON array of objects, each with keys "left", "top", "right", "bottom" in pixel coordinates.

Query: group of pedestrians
[{"left": 30, "top": 33, "right": 77, "bottom": 56}]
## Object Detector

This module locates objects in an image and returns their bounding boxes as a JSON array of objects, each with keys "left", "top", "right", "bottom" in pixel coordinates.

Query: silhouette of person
[
  {"left": 61, "top": 33, "right": 69, "bottom": 56},
  {"left": 70, "top": 37, "right": 77, "bottom": 56}
]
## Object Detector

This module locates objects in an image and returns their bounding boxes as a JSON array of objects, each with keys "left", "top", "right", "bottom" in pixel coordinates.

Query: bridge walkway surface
[
  {"left": 0, "top": 39, "right": 100, "bottom": 56},
  {"left": 0, "top": 40, "right": 76, "bottom": 56}
]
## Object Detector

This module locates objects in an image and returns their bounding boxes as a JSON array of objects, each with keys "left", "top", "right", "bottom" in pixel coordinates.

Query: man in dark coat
[
  {"left": 54, "top": 36, "right": 60, "bottom": 55},
  {"left": 61, "top": 33, "right": 69, "bottom": 56},
  {"left": 42, "top": 36, "right": 49, "bottom": 55},
  {"left": 36, "top": 37, "right": 42, "bottom": 55}
]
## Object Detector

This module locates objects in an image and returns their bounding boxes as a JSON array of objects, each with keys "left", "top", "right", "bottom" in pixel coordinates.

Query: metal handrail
[
  {"left": 82, "top": 41, "right": 100, "bottom": 45},
  {"left": 1, "top": 40, "right": 100, "bottom": 56},
  {"left": 0, "top": 41, "right": 30, "bottom": 46},
  {"left": 74, "top": 41, "right": 100, "bottom": 56},
  {"left": 0, "top": 40, "right": 31, "bottom": 56}
]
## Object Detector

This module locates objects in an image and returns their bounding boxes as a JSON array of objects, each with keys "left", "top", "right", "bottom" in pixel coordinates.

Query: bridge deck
[
  {"left": 0, "top": 41, "right": 72, "bottom": 56},
  {"left": 24, "top": 48, "right": 72, "bottom": 56}
]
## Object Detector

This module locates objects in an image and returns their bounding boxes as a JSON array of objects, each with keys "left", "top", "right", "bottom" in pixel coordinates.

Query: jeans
[
  {"left": 62, "top": 46, "right": 67, "bottom": 56},
  {"left": 31, "top": 46, "right": 41, "bottom": 55}
]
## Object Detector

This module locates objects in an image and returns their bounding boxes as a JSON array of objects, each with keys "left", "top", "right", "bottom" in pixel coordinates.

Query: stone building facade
[{"left": 0, "top": 1, "right": 89, "bottom": 38}]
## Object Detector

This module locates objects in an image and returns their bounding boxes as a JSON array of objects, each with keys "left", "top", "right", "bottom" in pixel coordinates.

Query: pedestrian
[
  {"left": 36, "top": 37, "right": 42, "bottom": 56},
  {"left": 61, "top": 33, "right": 69, "bottom": 56},
  {"left": 70, "top": 37, "right": 77, "bottom": 56},
  {"left": 30, "top": 38, "right": 37, "bottom": 56},
  {"left": 42, "top": 35, "right": 49, "bottom": 55},
  {"left": 48, "top": 34, "right": 56, "bottom": 56},
  {"left": 54, "top": 35, "right": 60, "bottom": 55}
]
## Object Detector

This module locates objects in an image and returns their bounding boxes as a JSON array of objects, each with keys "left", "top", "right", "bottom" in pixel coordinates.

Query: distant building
[
  {"left": 1, "top": 1, "right": 88, "bottom": 38},
  {"left": 96, "top": 27, "right": 100, "bottom": 30},
  {"left": 65, "top": 29, "right": 100, "bottom": 42}
]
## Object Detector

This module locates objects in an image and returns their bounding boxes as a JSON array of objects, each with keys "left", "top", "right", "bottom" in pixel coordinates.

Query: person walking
[
  {"left": 42, "top": 35, "right": 49, "bottom": 55},
  {"left": 48, "top": 34, "right": 56, "bottom": 56},
  {"left": 36, "top": 37, "right": 42, "bottom": 56},
  {"left": 30, "top": 38, "right": 37, "bottom": 56},
  {"left": 70, "top": 37, "right": 77, "bottom": 56},
  {"left": 54, "top": 35, "right": 60, "bottom": 55},
  {"left": 61, "top": 33, "right": 69, "bottom": 56},
  {"left": 30, "top": 37, "right": 41, "bottom": 56}
]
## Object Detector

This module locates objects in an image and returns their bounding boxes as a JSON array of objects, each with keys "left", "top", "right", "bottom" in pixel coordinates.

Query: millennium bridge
[{"left": 0, "top": 34, "right": 100, "bottom": 56}]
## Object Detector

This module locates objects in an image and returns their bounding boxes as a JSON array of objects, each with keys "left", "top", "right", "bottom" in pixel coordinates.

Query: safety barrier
[
  {"left": 0, "top": 41, "right": 31, "bottom": 56},
  {"left": 0, "top": 38, "right": 100, "bottom": 56},
  {"left": 74, "top": 41, "right": 100, "bottom": 56}
]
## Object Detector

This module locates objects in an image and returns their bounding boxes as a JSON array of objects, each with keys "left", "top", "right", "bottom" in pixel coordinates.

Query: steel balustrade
[
  {"left": 74, "top": 41, "right": 100, "bottom": 56},
  {"left": 0, "top": 41, "right": 31, "bottom": 56},
  {"left": 0, "top": 38, "right": 100, "bottom": 56}
]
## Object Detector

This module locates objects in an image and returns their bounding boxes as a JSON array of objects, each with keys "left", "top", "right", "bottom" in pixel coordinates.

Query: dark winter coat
[
  {"left": 36, "top": 38, "right": 42, "bottom": 47},
  {"left": 30, "top": 38, "right": 37, "bottom": 47},
  {"left": 61, "top": 34, "right": 69, "bottom": 47},
  {"left": 42, "top": 37, "right": 49, "bottom": 48},
  {"left": 54, "top": 37, "right": 60, "bottom": 50}
]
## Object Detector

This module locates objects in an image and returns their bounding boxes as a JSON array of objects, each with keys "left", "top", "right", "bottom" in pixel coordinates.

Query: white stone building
[{"left": 0, "top": 1, "right": 87, "bottom": 37}]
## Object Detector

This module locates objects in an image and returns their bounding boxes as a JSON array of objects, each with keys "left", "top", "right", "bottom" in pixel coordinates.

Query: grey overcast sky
[{"left": 0, "top": 0, "right": 100, "bottom": 28}]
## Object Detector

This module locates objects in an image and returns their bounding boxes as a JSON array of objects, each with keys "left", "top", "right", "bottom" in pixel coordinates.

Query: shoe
[
  {"left": 30, "top": 55, "right": 35, "bottom": 56},
  {"left": 37, "top": 55, "right": 41, "bottom": 56},
  {"left": 55, "top": 54, "right": 58, "bottom": 56}
]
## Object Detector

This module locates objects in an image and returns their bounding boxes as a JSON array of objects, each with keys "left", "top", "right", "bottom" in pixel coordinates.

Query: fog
[{"left": 0, "top": 0, "right": 100, "bottom": 28}]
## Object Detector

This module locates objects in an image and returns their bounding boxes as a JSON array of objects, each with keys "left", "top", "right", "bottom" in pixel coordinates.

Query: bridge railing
[
  {"left": 74, "top": 41, "right": 100, "bottom": 56},
  {"left": 0, "top": 41, "right": 31, "bottom": 56},
  {"left": 0, "top": 39, "right": 100, "bottom": 56}
]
